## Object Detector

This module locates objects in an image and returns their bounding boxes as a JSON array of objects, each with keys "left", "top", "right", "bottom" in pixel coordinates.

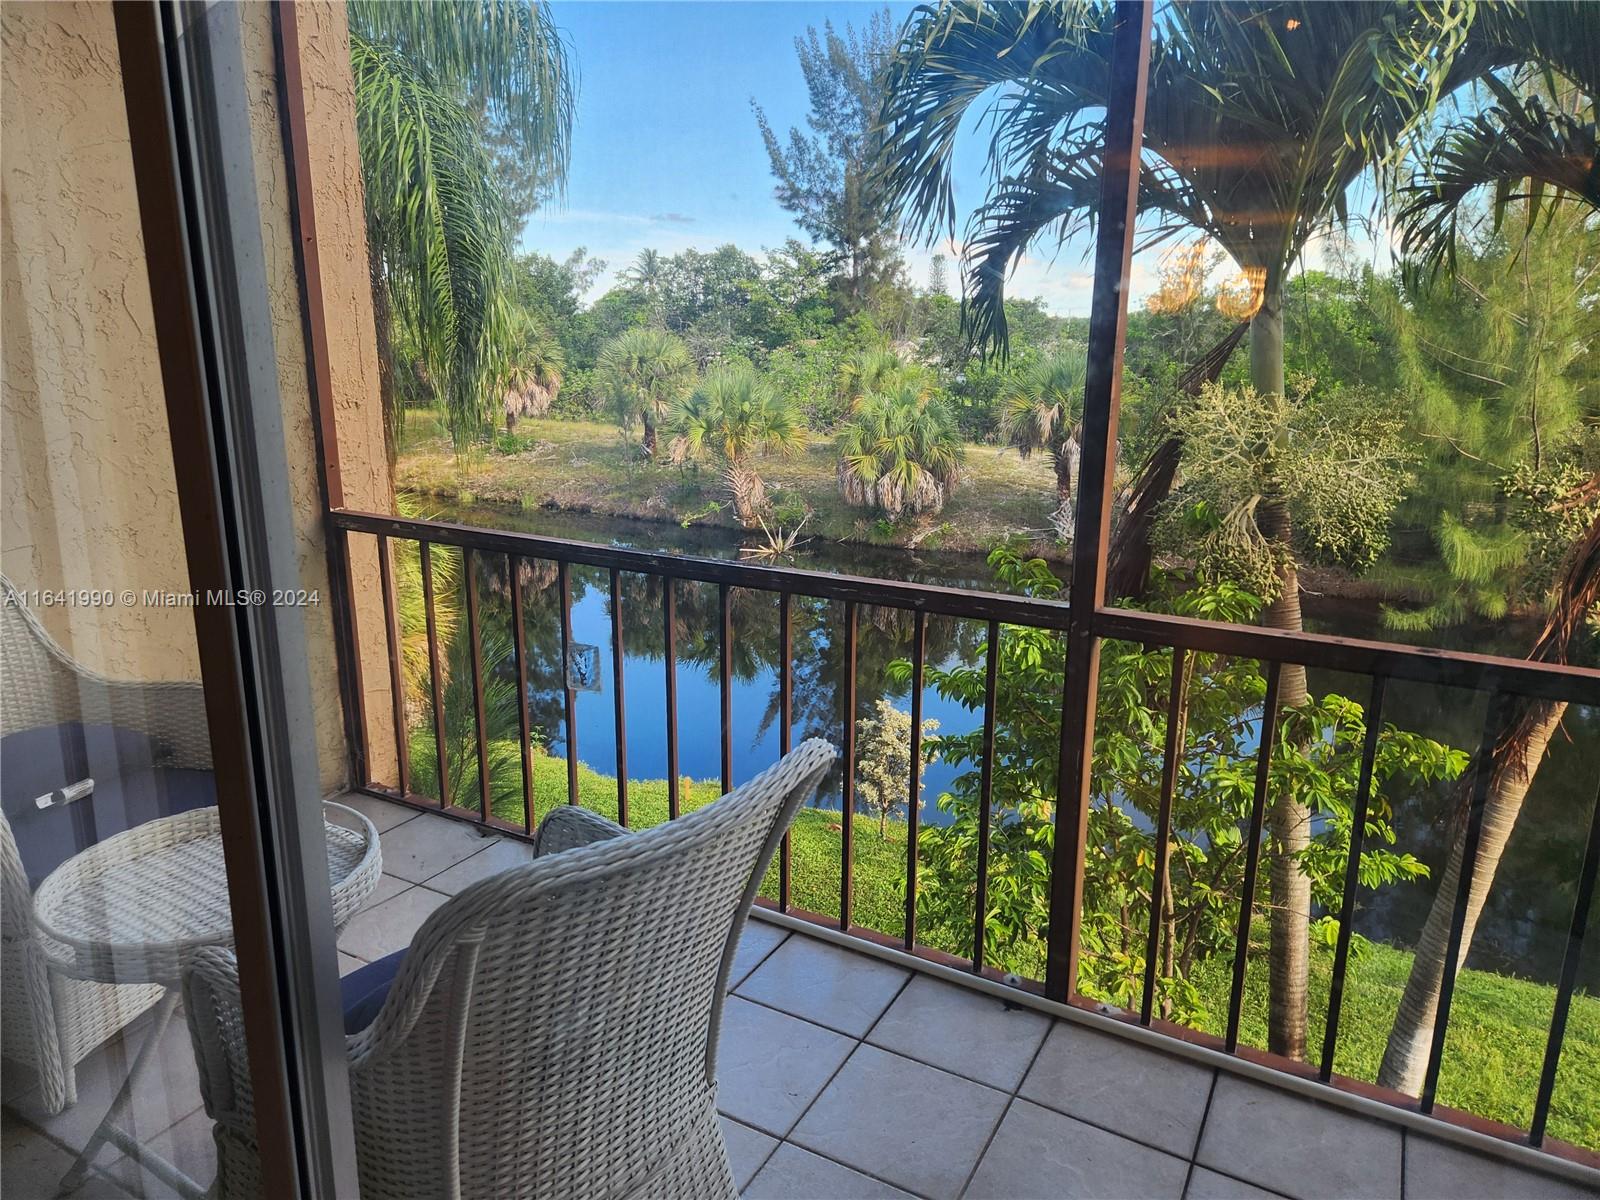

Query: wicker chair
[
  {"left": 184, "top": 739, "right": 836, "bottom": 1200},
  {"left": 2, "top": 577, "right": 212, "bottom": 1114}
]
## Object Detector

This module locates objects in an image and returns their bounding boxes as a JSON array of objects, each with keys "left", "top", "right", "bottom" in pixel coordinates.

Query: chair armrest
[{"left": 534, "top": 807, "right": 629, "bottom": 857}]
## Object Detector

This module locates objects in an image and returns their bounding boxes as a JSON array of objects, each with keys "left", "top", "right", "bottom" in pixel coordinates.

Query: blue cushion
[
  {"left": 79, "top": 722, "right": 164, "bottom": 776},
  {"left": 1, "top": 724, "right": 89, "bottom": 813},
  {"left": 12, "top": 766, "right": 216, "bottom": 888},
  {"left": 2, "top": 722, "right": 163, "bottom": 813},
  {"left": 341, "top": 949, "right": 407, "bottom": 1034}
]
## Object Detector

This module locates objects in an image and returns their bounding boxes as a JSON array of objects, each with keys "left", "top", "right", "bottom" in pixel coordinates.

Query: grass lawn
[
  {"left": 444, "top": 752, "right": 1599, "bottom": 1152},
  {"left": 1187, "top": 933, "right": 1600, "bottom": 1150},
  {"left": 395, "top": 411, "right": 1063, "bottom": 555}
]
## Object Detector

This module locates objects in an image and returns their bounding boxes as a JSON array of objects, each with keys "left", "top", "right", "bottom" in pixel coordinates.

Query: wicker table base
[{"left": 32, "top": 803, "right": 381, "bottom": 1198}]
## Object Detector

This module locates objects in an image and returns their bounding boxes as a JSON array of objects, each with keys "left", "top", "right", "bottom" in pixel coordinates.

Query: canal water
[{"left": 423, "top": 499, "right": 1598, "bottom": 987}]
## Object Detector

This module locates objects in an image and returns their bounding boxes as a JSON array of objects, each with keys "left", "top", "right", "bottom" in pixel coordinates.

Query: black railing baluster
[
  {"left": 1320, "top": 674, "right": 1387, "bottom": 1079},
  {"left": 509, "top": 557, "right": 534, "bottom": 834},
  {"left": 720, "top": 583, "right": 733, "bottom": 794},
  {"left": 610, "top": 569, "right": 629, "bottom": 828},
  {"left": 1226, "top": 659, "right": 1282, "bottom": 1053},
  {"left": 558, "top": 561, "right": 578, "bottom": 805},
  {"left": 377, "top": 535, "right": 410, "bottom": 800},
  {"left": 663, "top": 579, "right": 679, "bottom": 820},
  {"left": 840, "top": 601, "right": 858, "bottom": 931},
  {"left": 327, "top": 510, "right": 1600, "bottom": 1153},
  {"left": 779, "top": 591, "right": 793, "bottom": 911},
  {"left": 1530, "top": 777, "right": 1600, "bottom": 1145},
  {"left": 463, "top": 549, "right": 491, "bottom": 822},
  {"left": 904, "top": 610, "right": 927, "bottom": 951},
  {"left": 420, "top": 542, "right": 449, "bottom": 809},
  {"left": 974, "top": 620, "right": 1001, "bottom": 972},
  {"left": 1142, "top": 648, "right": 1189, "bottom": 1024},
  {"left": 1422, "top": 689, "right": 1513, "bottom": 1112},
  {"left": 329, "top": 509, "right": 1600, "bottom": 710}
]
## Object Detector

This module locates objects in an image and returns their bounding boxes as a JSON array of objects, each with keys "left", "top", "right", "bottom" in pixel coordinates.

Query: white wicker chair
[
  {"left": 2, "top": 578, "right": 212, "bottom": 1114},
  {"left": 184, "top": 739, "right": 837, "bottom": 1200}
]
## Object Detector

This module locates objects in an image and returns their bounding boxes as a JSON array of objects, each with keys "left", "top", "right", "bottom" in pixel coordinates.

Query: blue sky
[
  {"left": 528, "top": 2, "right": 1384, "bottom": 316},
  {"left": 529, "top": 1, "right": 1108, "bottom": 314}
]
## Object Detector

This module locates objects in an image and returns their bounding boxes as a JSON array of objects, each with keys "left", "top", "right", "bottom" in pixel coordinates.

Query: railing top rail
[
  {"left": 1096, "top": 609, "right": 1600, "bottom": 706},
  {"left": 332, "top": 508, "right": 1075, "bottom": 628},
  {"left": 334, "top": 507, "right": 1600, "bottom": 706}
]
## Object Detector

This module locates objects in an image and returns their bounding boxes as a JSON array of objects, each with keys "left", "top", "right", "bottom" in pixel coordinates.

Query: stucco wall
[
  {"left": 2, "top": 2, "right": 394, "bottom": 793},
  {"left": 239, "top": 2, "right": 398, "bottom": 790},
  {"left": 1, "top": 2, "right": 199, "bottom": 683}
]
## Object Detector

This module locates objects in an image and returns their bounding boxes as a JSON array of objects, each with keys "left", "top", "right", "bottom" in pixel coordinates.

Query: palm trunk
[
  {"left": 1378, "top": 511, "right": 1599, "bottom": 1093},
  {"left": 370, "top": 250, "right": 398, "bottom": 468},
  {"left": 1251, "top": 281, "right": 1311, "bottom": 1061},
  {"left": 1053, "top": 437, "right": 1076, "bottom": 506},
  {"left": 1376, "top": 698, "right": 1567, "bottom": 1093},
  {"left": 1257, "top": 496, "right": 1311, "bottom": 1060},
  {"left": 642, "top": 410, "right": 658, "bottom": 458},
  {"left": 726, "top": 462, "right": 766, "bottom": 528}
]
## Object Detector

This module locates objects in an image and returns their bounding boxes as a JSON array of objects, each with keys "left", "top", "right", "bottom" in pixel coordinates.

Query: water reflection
[{"left": 394, "top": 506, "right": 1597, "bottom": 990}]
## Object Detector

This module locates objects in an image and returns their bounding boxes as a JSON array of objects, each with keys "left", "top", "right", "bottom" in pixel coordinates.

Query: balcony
[
  {"left": 5, "top": 798, "right": 1596, "bottom": 1200},
  {"left": 6, "top": 0, "right": 1600, "bottom": 1192}
]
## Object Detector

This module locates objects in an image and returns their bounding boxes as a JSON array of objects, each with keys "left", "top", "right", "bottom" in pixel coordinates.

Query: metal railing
[
  {"left": 300, "top": 6, "right": 1600, "bottom": 1167},
  {"left": 328, "top": 503, "right": 1600, "bottom": 1160}
]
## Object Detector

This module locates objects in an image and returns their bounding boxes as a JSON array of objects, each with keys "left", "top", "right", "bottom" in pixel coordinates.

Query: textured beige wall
[
  {"left": 2, "top": 2, "right": 394, "bottom": 793},
  {"left": 239, "top": 2, "right": 398, "bottom": 791},
  {"left": 277, "top": 4, "right": 401, "bottom": 790},
  {"left": 1, "top": 2, "right": 200, "bottom": 682}
]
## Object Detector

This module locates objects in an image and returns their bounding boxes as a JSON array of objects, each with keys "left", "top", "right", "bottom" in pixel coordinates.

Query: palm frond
[
  {"left": 597, "top": 328, "right": 696, "bottom": 431},
  {"left": 348, "top": 0, "right": 575, "bottom": 211},
  {"left": 352, "top": 32, "right": 516, "bottom": 448},
  {"left": 876, "top": 0, "right": 1534, "bottom": 355},
  {"left": 1398, "top": 72, "right": 1598, "bottom": 281},
  {"left": 835, "top": 381, "right": 963, "bottom": 517},
  {"left": 876, "top": 1, "right": 1109, "bottom": 244},
  {"left": 674, "top": 363, "right": 807, "bottom": 466}
]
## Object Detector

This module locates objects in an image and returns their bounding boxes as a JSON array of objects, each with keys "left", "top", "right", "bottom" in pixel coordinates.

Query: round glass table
[{"left": 31, "top": 801, "right": 382, "bottom": 1198}]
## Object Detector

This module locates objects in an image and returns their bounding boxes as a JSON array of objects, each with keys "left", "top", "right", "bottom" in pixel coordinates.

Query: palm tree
[
  {"left": 622, "top": 249, "right": 669, "bottom": 325},
  {"left": 672, "top": 364, "right": 807, "bottom": 527},
  {"left": 1380, "top": 506, "right": 1599, "bottom": 1094},
  {"left": 348, "top": 0, "right": 575, "bottom": 222},
  {"left": 875, "top": 0, "right": 1545, "bottom": 1060},
  {"left": 1000, "top": 351, "right": 1087, "bottom": 511},
  {"left": 836, "top": 382, "right": 964, "bottom": 518},
  {"left": 597, "top": 328, "right": 696, "bottom": 457},
  {"left": 349, "top": 1, "right": 573, "bottom": 452},
  {"left": 837, "top": 347, "right": 931, "bottom": 414},
  {"left": 502, "top": 311, "right": 564, "bottom": 429}
]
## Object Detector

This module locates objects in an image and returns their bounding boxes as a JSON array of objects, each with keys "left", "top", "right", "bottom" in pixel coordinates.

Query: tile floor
[{"left": 4, "top": 798, "right": 1597, "bottom": 1200}]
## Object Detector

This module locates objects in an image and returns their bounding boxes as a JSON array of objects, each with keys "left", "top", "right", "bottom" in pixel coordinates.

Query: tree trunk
[
  {"left": 370, "top": 251, "right": 398, "bottom": 468},
  {"left": 1257, "top": 495, "right": 1311, "bottom": 1061},
  {"left": 1376, "top": 509, "right": 1598, "bottom": 1093},
  {"left": 1251, "top": 281, "right": 1312, "bottom": 1062},
  {"left": 642, "top": 410, "right": 658, "bottom": 458},
  {"left": 726, "top": 462, "right": 766, "bottom": 528},
  {"left": 1053, "top": 439, "right": 1075, "bottom": 506},
  {"left": 1376, "top": 698, "right": 1567, "bottom": 1094}
]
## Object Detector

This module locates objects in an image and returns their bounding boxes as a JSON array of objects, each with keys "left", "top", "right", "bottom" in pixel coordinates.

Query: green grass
[
  {"left": 1187, "top": 932, "right": 1600, "bottom": 1150},
  {"left": 504, "top": 753, "right": 914, "bottom": 934},
  {"left": 395, "top": 411, "right": 1063, "bottom": 555},
  {"left": 430, "top": 749, "right": 1599, "bottom": 1151}
]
